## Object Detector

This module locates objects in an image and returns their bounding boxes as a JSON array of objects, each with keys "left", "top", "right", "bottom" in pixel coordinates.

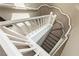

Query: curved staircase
[
  {"left": 41, "top": 21, "right": 64, "bottom": 53},
  {"left": 0, "top": 5, "right": 71, "bottom": 56}
]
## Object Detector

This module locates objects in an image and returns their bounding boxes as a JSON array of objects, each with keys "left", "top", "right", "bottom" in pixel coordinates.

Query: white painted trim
[
  {"left": 2, "top": 26, "right": 26, "bottom": 39},
  {"left": 0, "top": 4, "right": 71, "bottom": 56},
  {"left": 26, "top": 24, "right": 52, "bottom": 43},
  {"left": 0, "top": 29, "right": 22, "bottom": 56},
  {"left": 0, "top": 12, "right": 52, "bottom": 56},
  {"left": 6, "top": 33, "right": 27, "bottom": 42},
  {"left": 29, "top": 4, "right": 71, "bottom": 55},
  {"left": 19, "top": 47, "right": 36, "bottom": 53},
  {"left": 11, "top": 40, "right": 29, "bottom": 46},
  {"left": 0, "top": 15, "right": 49, "bottom": 26},
  {"left": 26, "top": 36, "right": 50, "bottom": 56}
]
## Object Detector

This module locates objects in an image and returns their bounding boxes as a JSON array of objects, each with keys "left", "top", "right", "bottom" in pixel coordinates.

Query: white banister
[
  {"left": 26, "top": 37, "right": 50, "bottom": 56},
  {"left": 19, "top": 47, "right": 36, "bottom": 53},
  {"left": 0, "top": 12, "right": 57, "bottom": 56},
  {"left": 14, "top": 24, "right": 26, "bottom": 35},
  {"left": 48, "top": 12, "right": 53, "bottom": 24},
  {"left": 51, "top": 15, "right": 57, "bottom": 26},
  {"left": 0, "top": 29, "right": 22, "bottom": 56},
  {"left": 48, "top": 12, "right": 57, "bottom": 26},
  {"left": 0, "top": 15, "right": 49, "bottom": 26},
  {"left": 2, "top": 26, "right": 26, "bottom": 39},
  {"left": 11, "top": 40, "right": 29, "bottom": 46},
  {"left": 24, "top": 21, "right": 32, "bottom": 32},
  {"left": 6, "top": 33, "right": 27, "bottom": 42}
]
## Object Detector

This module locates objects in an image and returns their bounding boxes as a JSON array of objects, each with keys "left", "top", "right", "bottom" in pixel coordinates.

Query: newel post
[
  {"left": 48, "top": 12, "right": 57, "bottom": 26},
  {"left": 48, "top": 12, "right": 53, "bottom": 25}
]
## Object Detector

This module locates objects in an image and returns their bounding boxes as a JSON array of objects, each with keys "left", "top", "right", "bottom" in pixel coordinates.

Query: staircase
[
  {"left": 41, "top": 21, "right": 64, "bottom": 54},
  {"left": 0, "top": 4, "right": 72, "bottom": 56},
  {"left": 0, "top": 12, "right": 58, "bottom": 56}
]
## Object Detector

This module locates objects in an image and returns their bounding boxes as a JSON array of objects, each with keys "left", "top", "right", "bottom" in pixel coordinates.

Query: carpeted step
[{"left": 41, "top": 21, "right": 63, "bottom": 53}]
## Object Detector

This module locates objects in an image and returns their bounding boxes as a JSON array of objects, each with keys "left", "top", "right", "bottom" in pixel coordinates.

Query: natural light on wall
[
  {"left": 11, "top": 13, "right": 30, "bottom": 26},
  {"left": 11, "top": 13, "right": 30, "bottom": 20},
  {"left": 11, "top": 3, "right": 30, "bottom": 20},
  {"left": 14, "top": 3, "right": 26, "bottom": 9},
  {"left": 11, "top": 3, "right": 31, "bottom": 26}
]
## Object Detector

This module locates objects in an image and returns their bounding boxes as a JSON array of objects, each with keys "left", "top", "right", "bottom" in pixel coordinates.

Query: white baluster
[
  {"left": 11, "top": 40, "right": 30, "bottom": 46},
  {"left": 40, "top": 18, "right": 42, "bottom": 27},
  {"left": 48, "top": 12, "right": 53, "bottom": 25},
  {"left": 19, "top": 47, "right": 36, "bottom": 53},
  {"left": 25, "top": 21, "right": 32, "bottom": 33},
  {"left": 43, "top": 17, "right": 46, "bottom": 25},
  {"left": 23, "top": 22, "right": 31, "bottom": 33},
  {"left": 14, "top": 24, "right": 26, "bottom": 35},
  {"left": 34, "top": 19, "right": 38, "bottom": 29},
  {"left": 29, "top": 20, "right": 36, "bottom": 31},
  {"left": 0, "top": 29, "right": 22, "bottom": 56},
  {"left": 6, "top": 33, "right": 28, "bottom": 42},
  {"left": 37, "top": 19, "right": 40, "bottom": 28},
  {"left": 2, "top": 26, "right": 26, "bottom": 39}
]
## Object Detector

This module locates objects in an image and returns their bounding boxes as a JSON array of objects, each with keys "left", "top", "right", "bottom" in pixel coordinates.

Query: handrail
[
  {"left": 0, "top": 29, "right": 22, "bottom": 56},
  {"left": 0, "top": 11, "right": 57, "bottom": 56},
  {"left": 0, "top": 12, "right": 54, "bottom": 56},
  {"left": 0, "top": 15, "right": 49, "bottom": 26}
]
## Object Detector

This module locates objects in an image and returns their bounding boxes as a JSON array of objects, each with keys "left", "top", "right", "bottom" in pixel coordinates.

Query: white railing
[
  {"left": 0, "top": 15, "right": 48, "bottom": 35},
  {"left": 0, "top": 12, "right": 56, "bottom": 35},
  {"left": 27, "top": 12, "right": 57, "bottom": 43},
  {"left": 0, "top": 12, "right": 57, "bottom": 56},
  {"left": 0, "top": 29, "right": 22, "bottom": 56}
]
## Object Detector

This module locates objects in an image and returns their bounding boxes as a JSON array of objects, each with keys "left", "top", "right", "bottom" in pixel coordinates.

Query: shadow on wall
[
  {"left": 0, "top": 3, "right": 32, "bottom": 21},
  {"left": 0, "top": 7, "right": 13, "bottom": 21}
]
